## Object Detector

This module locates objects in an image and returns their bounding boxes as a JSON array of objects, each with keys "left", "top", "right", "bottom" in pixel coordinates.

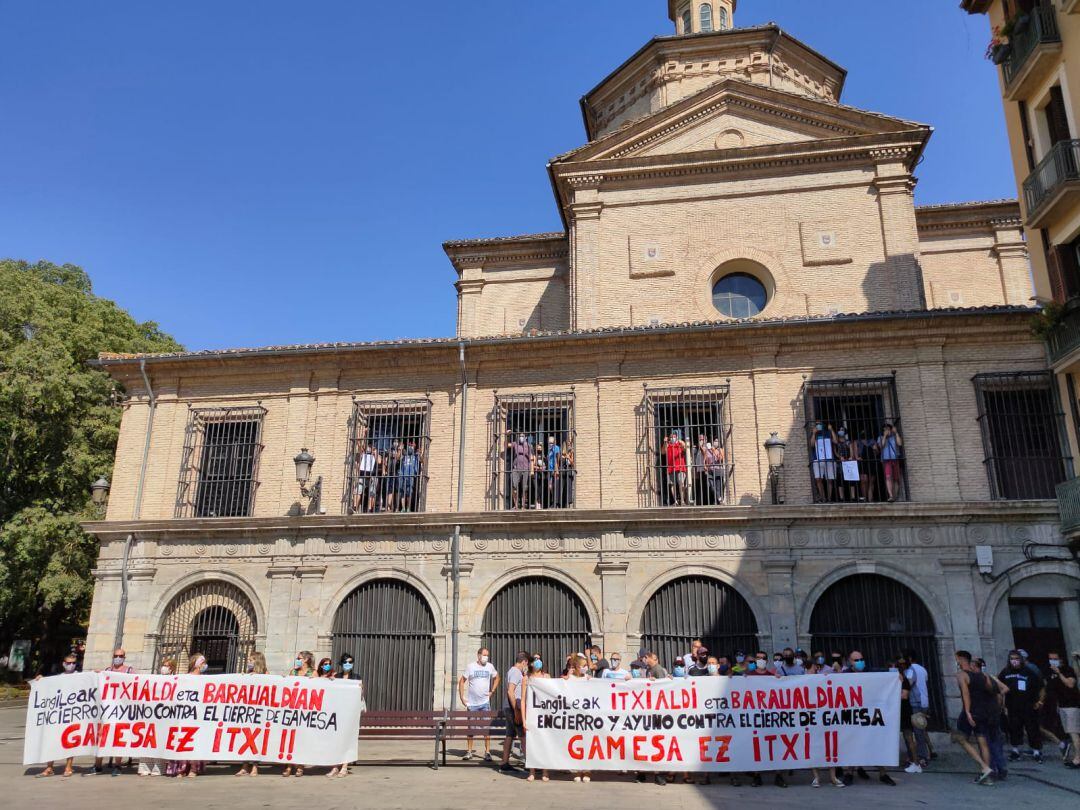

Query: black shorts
[{"left": 502, "top": 706, "right": 523, "bottom": 739}]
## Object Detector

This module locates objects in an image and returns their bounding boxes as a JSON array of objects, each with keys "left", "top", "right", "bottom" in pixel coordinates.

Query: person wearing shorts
[
  {"left": 809, "top": 421, "right": 838, "bottom": 502},
  {"left": 459, "top": 648, "right": 499, "bottom": 761},
  {"left": 878, "top": 422, "right": 904, "bottom": 502},
  {"left": 499, "top": 652, "right": 530, "bottom": 772},
  {"left": 1044, "top": 651, "right": 1080, "bottom": 768}
]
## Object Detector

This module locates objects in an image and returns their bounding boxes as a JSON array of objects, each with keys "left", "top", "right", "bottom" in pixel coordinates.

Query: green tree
[{"left": 0, "top": 259, "right": 180, "bottom": 669}]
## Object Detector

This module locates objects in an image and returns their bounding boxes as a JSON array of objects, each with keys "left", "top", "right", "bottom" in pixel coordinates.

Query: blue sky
[{"left": 0, "top": 1, "right": 1006, "bottom": 350}]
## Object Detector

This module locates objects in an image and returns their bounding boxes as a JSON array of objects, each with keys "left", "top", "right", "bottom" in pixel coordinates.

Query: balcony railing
[
  {"left": 1056, "top": 476, "right": 1080, "bottom": 534},
  {"left": 1047, "top": 303, "right": 1080, "bottom": 365},
  {"left": 1024, "top": 140, "right": 1080, "bottom": 225},
  {"left": 1002, "top": 6, "right": 1061, "bottom": 92}
]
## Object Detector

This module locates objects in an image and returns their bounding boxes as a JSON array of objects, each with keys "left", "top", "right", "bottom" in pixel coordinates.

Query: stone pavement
[{"left": 1, "top": 700, "right": 1078, "bottom": 808}]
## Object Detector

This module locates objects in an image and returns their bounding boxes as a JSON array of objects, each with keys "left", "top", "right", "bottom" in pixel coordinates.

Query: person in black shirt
[
  {"left": 687, "top": 646, "right": 710, "bottom": 676},
  {"left": 999, "top": 649, "right": 1044, "bottom": 762},
  {"left": 1043, "top": 650, "right": 1080, "bottom": 768},
  {"left": 954, "top": 650, "right": 996, "bottom": 785}
]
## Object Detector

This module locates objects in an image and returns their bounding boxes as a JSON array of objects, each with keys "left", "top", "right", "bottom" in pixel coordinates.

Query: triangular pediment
[{"left": 557, "top": 79, "right": 928, "bottom": 164}]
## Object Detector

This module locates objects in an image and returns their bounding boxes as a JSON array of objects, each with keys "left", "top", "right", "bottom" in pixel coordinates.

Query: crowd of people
[
  {"left": 30, "top": 642, "right": 1080, "bottom": 787},
  {"left": 462, "top": 642, "right": 1080, "bottom": 787},
  {"left": 34, "top": 647, "right": 361, "bottom": 779},
  {"left": 809, "top": 420, "right": 905, "bottom": 503},
  {"left": 350, "top": 438, "right": 425, "bottom": 513},
  {"left": 660, "top": 431, "right": 728, "bottom": 506},
  {"left": 506, "top": 432, "right": 576, "bottom": 510}
]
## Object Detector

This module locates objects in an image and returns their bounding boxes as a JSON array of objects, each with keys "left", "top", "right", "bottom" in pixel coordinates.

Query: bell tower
[{"left": 669, "top": 0, "right": 735, "bottom": 35}]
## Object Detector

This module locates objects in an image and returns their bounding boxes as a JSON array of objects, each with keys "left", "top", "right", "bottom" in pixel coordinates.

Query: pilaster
[
  {"left": 596, "top": 550, "right": 630, "bottom": 655},
  {"left": 567, "top": 176, "right": 604, "bottom": 331},
  {"left": 991, "top": 219, "right": 1033, "bottom": 305},
  {"left": 762, "top": 559, "right": 797, "bottom": 651},
  {"left": 872, "top": 150, "right": 926, "bottom": 310}
]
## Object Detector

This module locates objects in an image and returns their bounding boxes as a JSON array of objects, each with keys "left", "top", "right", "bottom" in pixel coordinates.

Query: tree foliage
[{"left": 0, "top": 259, "right": 181, "bottom": 659}]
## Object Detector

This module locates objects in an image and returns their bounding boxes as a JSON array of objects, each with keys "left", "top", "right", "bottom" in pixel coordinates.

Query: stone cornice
[
  {"left": 915, "top": 201, "right": 1024, "bottom": 235},
  {"left": 82, "top": 500, "right": 1060, "bottom": 540}
]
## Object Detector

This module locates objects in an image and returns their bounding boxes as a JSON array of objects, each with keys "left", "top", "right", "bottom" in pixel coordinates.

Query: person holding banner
[
  {"left": 525, "top": 655, "right": 550, "bottom": 782},
  {"left": 499, "top": 652, "right": 530, "bottom": 773},
  {"left": 167, "top": 653, "right": 209, "bottom": 778},
  {"left": 92, "top": 647, "right": 135, "bottom": 776},
  {"left": 564, "top": 654, "right": 592, "bottom": 783},
  {"left": 839, "top": 652, "right": 897, "bottom": 787},
  {"left": 282, "top": 651, "right": 316, "bottom": 777},
  {"left": 33, "top": 652, "right": 79, "bottom": 778},
  {"left": 137, "top": 657, "right": 177, "bottom": 777},
  {"left": 235, "top": 652, "right": 270, "bottom": 777}
]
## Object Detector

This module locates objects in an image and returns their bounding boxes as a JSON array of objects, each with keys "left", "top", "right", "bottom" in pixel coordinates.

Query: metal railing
[
  {"left": 490, "top": 392, "right": 576, "bottom": 510},
  {"left": 1057, "top": 476, "right": 1080, "bottom": 534},
  {"left": 344, "top": 398, "right": 432, "bottom": 514},
  {"left": 1047, "top": 303, "right": 1080, "bottom": 365},
  {"left": 1024, "top": 139, "right": 1080, "bottom": 221},
  {"left": 1002, "top": 6, "right": 1061, "bottom": 87},
  {"left": 175, "top": 406, "right": 266, "bottom": 518}
]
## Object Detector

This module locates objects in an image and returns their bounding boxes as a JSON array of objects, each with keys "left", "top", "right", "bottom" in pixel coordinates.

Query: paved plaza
[{"left": 1, "top": 700, "right": 1079, "bottom": 808}]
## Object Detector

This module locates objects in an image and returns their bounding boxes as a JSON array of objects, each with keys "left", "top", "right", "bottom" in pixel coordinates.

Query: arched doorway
[
  {"left": 331, "top": 579, "right": 436, "bottom": 711},
  {"left": 641, "top": 575, "right": 759, "bottom": 668},
  {"left": 810, "top": 574, "right": 944, "bottom": 721},
  {"left": 156, "top": 581, "right": 257, "bottom": 674},
  {"left": 482, "top": 577, "right": 591, "bottom": 675}
]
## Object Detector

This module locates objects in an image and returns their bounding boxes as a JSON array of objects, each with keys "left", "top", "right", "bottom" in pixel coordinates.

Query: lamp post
[
  {"left": 763, "top": 433, "right": 787, "bottom": 505},
  {"left": 293, "top": 448, "right": 322, "bottom": 514},
  {"left": 90, "top": 477, "right": 110, "bottom": 510}
]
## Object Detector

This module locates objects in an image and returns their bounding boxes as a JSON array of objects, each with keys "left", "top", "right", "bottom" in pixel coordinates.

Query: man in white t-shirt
[
  {"left": 902, "top": 648, "right": 931, "bottom": 766},
  {"left": 601, "top": 651, "right": 631, "bottom": 681},
  {"left": 458, "top": 647, "right": 500, "bottom": 761}
]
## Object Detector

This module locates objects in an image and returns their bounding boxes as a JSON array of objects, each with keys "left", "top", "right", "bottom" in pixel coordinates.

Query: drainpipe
[
  {"left": 113, "top": 358, "right": 156, "bottom": 651},
  {"left": 450, "top": 342, "right": 468, "bottom": 710}
]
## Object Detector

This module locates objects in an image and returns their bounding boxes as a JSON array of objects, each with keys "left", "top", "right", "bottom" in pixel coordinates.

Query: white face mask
[
  {"left": 160, "top": 666, "right": 172, "bottom": 675},
  {"left": 63, "top": 662, "right": 76, "bottom": 672},
  {"left": 480, "top": 655, "right": 489, "bottom": 665},
  {"left": 794, "top": 658, "right": 804, "bottom": 667},
  {"left": 1049, "top": 659, "right": 1061, "bottom": 669},
  {"left": 112, "top": 656, "right": 125, "bottom": 667}
]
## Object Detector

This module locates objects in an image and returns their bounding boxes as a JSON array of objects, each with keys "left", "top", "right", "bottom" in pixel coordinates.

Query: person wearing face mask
[
  {"left": 281, "top": 651, "right": 315, "bottom": 776},
  {"left": 233, "top": 653, "right": 270, "bottom": 777},
  {"left": 835, "top": 426, "right": 861, "bottom": 501},
  {"left": 672, "top": 657, "right": 688, "bottom": 679},
  {"left": 601, "top": 651, "right": 630, "bottom": 681},
  {"left": 92, "top": 647, "right": 135, "bottom": 776},
  {"left": 998, "top": 649, "right": 1045, "bottom": 764},
  {"left": 34, "top": 653, "right": 80, "bottom": 778},
  {"left": 951, "top": 650, "right": 996, "bottom": 785},
  {"left": 499, "top": 652, "right": 531, "bottom": 772},
  {"left": 325, "top": 653, "right": 361, "bottom": 779},
  {"left": 459, "top": 647, "right": 499, "bottom": 762},
  {"left": 664, "top": 431, "right": 689, "bottom": 506},
  {"left": 687, "top": 647, "right": 710, "bottom": 677},
  {"left": 732, "top": 650, "right": 748, "bottom": 675},
  {"left": 399, "top": 439, "right": 422, "bottom": 512},
  {"left": 901, "top": 648, "right": 933, "bottom": 767},
  {"left": 746, "top": 652, "right": 774, "bottom": 677},
  {"left": 585, "top": 645, "right": 609, "bottom": 675},
  {"left": 776, "top": 647, "right": 805, "bottom": 677},
  {"left": 524, "top": 654, "right": 550, "bottom": 781},
  {"left": 509, "top": 432, "right": 533, "bottom": 510},
  {"left": 1044, "top": 651, "right": 1080, "bottom": 767},
  {"left": 167, "top": 654, "right": 209, "bottom": 778},
  {"left": 839, "top": 652, "right": 896, "bottom": 786},
  {"left": 809, "top": 421, "right": 838, "bottom": 502},
  {"left": 682, "top": 639, "right": 703, "bottom": 670},
  {"left": 136, "top": 657, "right": 178, "bottom": 777}
]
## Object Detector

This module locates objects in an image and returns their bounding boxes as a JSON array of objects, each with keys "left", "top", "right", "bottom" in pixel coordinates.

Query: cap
[
  {"left": 1018, "top": 649, "right": 1029, "bottom": 658},
  {"left": 674, "top": 657, "right": 685, "bottom": 665}
]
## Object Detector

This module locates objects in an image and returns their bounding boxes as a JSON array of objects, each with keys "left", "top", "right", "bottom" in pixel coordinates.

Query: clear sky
[{"left": 0, "top": 1, "right": 1007, "bottom": 351}]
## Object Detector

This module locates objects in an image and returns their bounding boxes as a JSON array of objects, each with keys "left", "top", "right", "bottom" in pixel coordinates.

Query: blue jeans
[
  {"left": 987, "top": 722, "right": 1008, "bottom": 776},
  {"left": 910, "top": 701, "right": 930, "bottom": 761}
]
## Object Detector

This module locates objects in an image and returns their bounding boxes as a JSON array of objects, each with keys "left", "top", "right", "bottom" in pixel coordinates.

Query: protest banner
[
  {"left": 524, "top": 674, "right": 899, "bottom": 772},
  {"left": 23, "top": 672, "right": 364, "bottom": 767},
  {"left": 24, "top": 671, "right": 101, "bottom": 765}
]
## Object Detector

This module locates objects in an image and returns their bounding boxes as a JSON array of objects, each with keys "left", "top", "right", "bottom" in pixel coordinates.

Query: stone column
[
  {"left": 762, "top": 559, "right": 797, "bottom": 651},
  {"left": 455, "top": 269, "right": 484, "bottom": 337},
  {"left": 443, "top": 556, "right": 476, "bottom": 709},
  {"left": 991, "top": 218, "right": 1033, "bottom": 305},
  {"left": 596, "top": 554, "right": 630, "bottom": 655},
  {"left": 939, "top": 556, "right": 979, "bottom": 714},
  {"left": 266, "top": 564, "right": 299, "bottom": 672},
  {"left": 872, "top": 149, "right": 926, "bottom": 310},
  {"left": 566, "top": 176, "right": 604, "bottom": 331},
  {"left": 294, "top": 565, "right": 327, "bottom": 655}
]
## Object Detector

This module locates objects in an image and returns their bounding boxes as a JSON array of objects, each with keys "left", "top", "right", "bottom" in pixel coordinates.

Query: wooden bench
[
  {"left": 356, "top": 710, "right": 506, "bottom": 769},
  {"left": 436, "top": 710, "right": 506, "bottom": 767}
]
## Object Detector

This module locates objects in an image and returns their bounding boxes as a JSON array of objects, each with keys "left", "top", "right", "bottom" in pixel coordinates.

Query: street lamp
[
  {"left": 90, "top": 476, "right": 111, "bottom": 507},
  {"left": 293, "top": 448, "right": 322, "bottom": 513},
  {"left": 763, "top": 433, "right": 787, "bottom": 504}
]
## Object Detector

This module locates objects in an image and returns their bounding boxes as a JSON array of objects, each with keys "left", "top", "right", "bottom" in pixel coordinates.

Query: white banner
[
  {"left": 24, "top": 672, "right": 364, "bottom": 767},
  {"left": 24, "top": 672, "right": 101, "bottom": 764},
  {"left": 524, "top": 674, "right": 899, "bottom": 772}
]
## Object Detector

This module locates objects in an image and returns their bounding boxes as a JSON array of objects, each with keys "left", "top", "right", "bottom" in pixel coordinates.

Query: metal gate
[
  {"left": 331, "top": 579, "right": 436, "bottom": 711},
  {"left": 155, "top": 581, "right": 258, "bottom": 674},
  {"left": 482, "top": 577, "right": 591, "bottom": 675},
  {"left": 809, "top": 574, "right": 945, "bottom": 724},
  {"left": 641, "top": 576, "right": 759, "bottom": 669}
]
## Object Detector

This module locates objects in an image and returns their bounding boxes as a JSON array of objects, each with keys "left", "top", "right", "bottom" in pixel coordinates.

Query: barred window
[
  {"left": 700, "top": 3, "right": 713, "bottom": 32},
  {"left": 175, "top": 406, "right": 266, "bottom": 518},
  {"left": 642, "top": 385, "right": 734, "bottom": 507},
  {"left": 491, "top": 392, "right": 575, "bottom": 510},
  {"left": 802, "top": 377, "right": 904, "bottom": 504},
  {"left": 345, "top": 399, "right": 431, "bottom": 514},
  {"left": 973, "top": 372, "right": 1071, "bottom": 500}
]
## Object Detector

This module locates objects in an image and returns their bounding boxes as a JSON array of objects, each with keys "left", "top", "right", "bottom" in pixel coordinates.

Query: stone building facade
[{"left": 85, "top": 3, "right": 1080, "bottom": 718}]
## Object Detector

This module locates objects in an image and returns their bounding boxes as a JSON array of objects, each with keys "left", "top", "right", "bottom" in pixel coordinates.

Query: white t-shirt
[
  {"left": 905, "top": 662, "right": 929, "bottom": 707},
  {"left": 601, "top": 666, "right": 631, "bottom": 681},
  {"left": 463, "top": 661, "right": 498, "bottom": 707}
]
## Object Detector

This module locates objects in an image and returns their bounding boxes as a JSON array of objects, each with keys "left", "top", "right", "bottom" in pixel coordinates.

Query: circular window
[{"left": 712, "top": 272, "right": 768, "bottom": 318}]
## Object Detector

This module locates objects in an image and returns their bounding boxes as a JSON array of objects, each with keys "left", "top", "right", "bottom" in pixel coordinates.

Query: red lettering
[{"left": 568, "top": 734, "right": 584, "bottom": 761}]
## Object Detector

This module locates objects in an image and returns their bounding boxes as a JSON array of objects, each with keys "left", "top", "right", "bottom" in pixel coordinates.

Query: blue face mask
[
  {"left": 673, "top": 666, "right": 686, "bottom": 678},
  {"left": 321, "top": 663, "right": 331, "bottom": 672},
  {"left": 294, "top": 659, "right": 303, "bottom": 669},
  {"left": 736, "top": 655, "right": 745, "bottom": 663},
  {"left": 816, "top": 657, "right": 825, "bottom": 665},
  {"left": 342, "top": 662, "right": 353, "bottom": 672},
  {"left": 747, "top": 662, "right": 756, "bottom": 672},
  {"left": 853, "top": 660, "right": 866, "bottom": 672},
  {"left": 718, "top": 665, "right": 729, "bottom": 674},
  {"left": 632, "top": 669, "right": 644, "bottom": 679},
  {"left": 532, "top": 659, "right": 543, "bottom": 670}
]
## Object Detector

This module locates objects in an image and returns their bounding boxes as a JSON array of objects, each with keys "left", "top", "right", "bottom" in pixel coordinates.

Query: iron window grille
[
  {"left": 973, "top": 371, "right": 1072, "bottom": 500},
  {"left": 640, "top": 384, "right": 735, "bottom": 507},
  {"left": 490, "top": 391, "right": 576, "bottom": 510},
  {"left": 344, "top": 398, "right": 432, "bottom": 514},
  {"left": 175, "top": 406, "right": 266, "bottom": 518},
  {"left": 801, "top": 376, "right": 906, "bottom": 504}
]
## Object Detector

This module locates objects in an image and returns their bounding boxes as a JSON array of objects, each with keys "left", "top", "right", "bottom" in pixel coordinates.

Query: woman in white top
[
  {"left": 564, "top": 655, "right": 592, "bottom": 783},
  {"left": 525, "top": 654, "right": 551, "bottom": 782}
]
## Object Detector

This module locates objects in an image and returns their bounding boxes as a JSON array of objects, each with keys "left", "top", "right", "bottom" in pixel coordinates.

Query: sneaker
[
  {"left": 880, "top": 773, "right": 896, "bottom": 786},
  {"left": 751, "top": 774, "right": 762, "bottom": 787},
  {"left": 811, "top": 777, "right": 820, "bottom": 788},
  {"left": 842, "top": 773, "right": 854, "bottom": 787},
  {"left": 1008, "top": 750, "right": 1021, "bottom": 762},
  {"left": 634, "top": 774, "right": 648, "bottom": 783},
  {"left": 462, "top": 752, "right": 473, "bottom": 761},
  {"left": 654, "top": 775, "right": 666, "bottom": 786},
  {"left": 918, "top": 758, "right": 929, "bottom": 768},
  {"left": 729, "top": 776, "right": 741, "bottom": 787},
  {"left": 499, "top": 763, "right": 516, "bottom": 773},
  {"left": 484, "top": 753, "right": 493, "bottom": 762},
  {"left": 856, "top": 767, "right": 870, "bottom": 781},
  {"left": 111, "top": 768, "right": 119, "bottom": 777},
  {"left": 774, "top": 774, "right": 788, "bottom": 788},
  {"left": 904, "top": 763, "right": 922, "bottom": 774},
  {"left": 975, "top": 770, "right": 994, "bottom": 785},
  {"left": 1032, "top": 751, "right": 1043, "bottom": 763}
]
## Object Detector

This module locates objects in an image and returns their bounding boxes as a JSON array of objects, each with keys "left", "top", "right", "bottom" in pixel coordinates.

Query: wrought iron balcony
[
  {"left": 1002, "top": 7, "right": 1062, "bottom": 100},
  {"left": 1024, "top": 140, "right": 1080, "bottom": 229},
  {"left": 1047, "top": 303, "right": 1080, "bottom": 366},
  {"left": 1056, "top": 476, "right": 1080, "bottom": 535}
]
